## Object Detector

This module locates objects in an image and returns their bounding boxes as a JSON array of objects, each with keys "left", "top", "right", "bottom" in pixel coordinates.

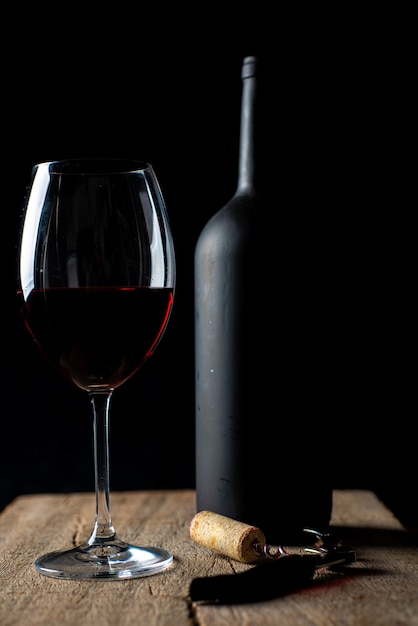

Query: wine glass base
[{"left": 34, "top": 542, "right": 173, "bottom": 580}]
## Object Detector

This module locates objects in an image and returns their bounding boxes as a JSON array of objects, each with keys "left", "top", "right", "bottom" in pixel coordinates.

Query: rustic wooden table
[{"left": 0, "top": 489, "right": 417, "bottom": 625}]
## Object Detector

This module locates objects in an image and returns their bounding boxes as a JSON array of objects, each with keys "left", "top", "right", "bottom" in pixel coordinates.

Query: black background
[{"left": 1, "top": 9, "right": 415, "bottom": 529}]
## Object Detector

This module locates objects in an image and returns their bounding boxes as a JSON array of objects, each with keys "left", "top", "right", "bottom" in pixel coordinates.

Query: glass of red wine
[{"left": 16, "top": 158, "right": 176, "bottom": 579}]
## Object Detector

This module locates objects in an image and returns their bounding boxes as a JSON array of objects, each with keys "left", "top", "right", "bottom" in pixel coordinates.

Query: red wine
[{"left": 17, "top": 287, "right": 174, "bottom": 391}]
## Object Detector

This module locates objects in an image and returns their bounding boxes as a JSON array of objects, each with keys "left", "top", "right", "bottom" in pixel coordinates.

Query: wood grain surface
[{"left": 0, "top": 489, "right": 417, "bottom": 625}]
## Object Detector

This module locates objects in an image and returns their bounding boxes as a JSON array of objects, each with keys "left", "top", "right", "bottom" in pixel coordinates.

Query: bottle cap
[{"left": 242, "top": 56, "right": 257, "bottom": 78}]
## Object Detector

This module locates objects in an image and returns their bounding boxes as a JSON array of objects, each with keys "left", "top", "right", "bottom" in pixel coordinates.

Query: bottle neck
[{"left": 237, "top": 56, "right": 257, "bottom": 194}]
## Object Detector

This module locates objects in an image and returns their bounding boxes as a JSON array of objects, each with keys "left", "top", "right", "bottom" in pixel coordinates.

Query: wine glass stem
[{"left": 88, "top": 390, "right": 117, "bottom": 544}]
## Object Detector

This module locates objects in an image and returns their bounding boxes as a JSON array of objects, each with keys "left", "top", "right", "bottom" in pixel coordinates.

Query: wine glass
[{"left": 16, "top": 158, "right": 176, "bottom": 580}]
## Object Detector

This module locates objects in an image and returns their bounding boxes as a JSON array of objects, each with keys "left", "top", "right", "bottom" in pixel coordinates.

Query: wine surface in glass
[{"left": 18, "top": 286, "right": 174, "bottom": 391}]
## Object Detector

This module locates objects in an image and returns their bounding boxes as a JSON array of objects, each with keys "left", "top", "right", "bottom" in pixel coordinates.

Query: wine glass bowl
[{"left": 17, "top": 158, "right": 176, "bottom": 579}]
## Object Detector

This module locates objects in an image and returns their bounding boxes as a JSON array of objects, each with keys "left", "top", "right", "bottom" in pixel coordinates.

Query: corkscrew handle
[{"left": 190, "top": 554, "right": 316, "bottom": 603}]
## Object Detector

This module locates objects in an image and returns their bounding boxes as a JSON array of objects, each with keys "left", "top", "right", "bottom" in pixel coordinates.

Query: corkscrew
[{"left": 189, "top": 511, "right": 356, "bottom": 604}]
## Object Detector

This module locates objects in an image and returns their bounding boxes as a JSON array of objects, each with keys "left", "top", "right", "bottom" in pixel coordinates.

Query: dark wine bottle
[{"left": 194, "top": 55, "right": 333, "bottom": 544}]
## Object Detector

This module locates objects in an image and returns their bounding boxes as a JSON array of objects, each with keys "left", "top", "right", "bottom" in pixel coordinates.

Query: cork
[{"left": 189, "top": 510, "right": 266, "bottom": 564}]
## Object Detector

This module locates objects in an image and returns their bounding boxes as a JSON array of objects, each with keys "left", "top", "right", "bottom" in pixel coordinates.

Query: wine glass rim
[{"left": 35, "top": 158, "right": 152, "bottom": 175}]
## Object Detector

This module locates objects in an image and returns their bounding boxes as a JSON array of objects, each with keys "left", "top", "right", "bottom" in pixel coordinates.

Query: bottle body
[
  {"left": 194, "top": 56, "right": 332, "bottom": 543},
  {"left": 195, "top": 200, "right": 333, "bottom": 542}
]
